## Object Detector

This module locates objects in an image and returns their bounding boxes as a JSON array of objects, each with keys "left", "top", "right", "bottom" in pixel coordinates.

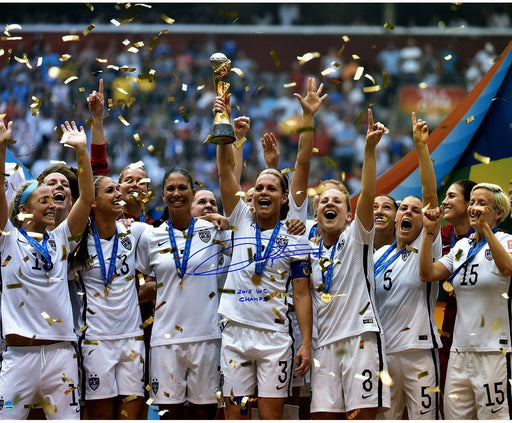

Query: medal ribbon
[
  {"left": 318, "top": 238, "right": 338, "bottom": 293},
  {"left": 168, "top": 217, "right": 195, "bottom": 279},
  {"left": 374, "top": 241, "right": 406, "bottom": 278},
  {"left": 139, "top": 212, "right": 145, "bottom": 223},
  {"left": 446, "top": 226, "right": 498, "bottom": 284},
  {"left": 451, "top": 227, "right": 475, "bottom": 247},
  {"left": 19, "top": 227, "right": 52, "bottom": 271},
  {"left": 91, "top": 222, "right": 119, "bottom": 287},
  {"left": 254, "top": 221, "right": 281, "bottom": 276},
  {"left": 308, "top": 223, "right": 318, "bottom": 240}
]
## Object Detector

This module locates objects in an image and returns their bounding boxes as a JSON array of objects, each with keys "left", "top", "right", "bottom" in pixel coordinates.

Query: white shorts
[
  {"left": 150, "top": 339, "right": 221, "bottom": 405},
  {"left": 80, "top": 338, "right": 145, "bottom": 400},
  {"left": 376, "top": 348, "right": 440, "bottom": 420},
  {"left": 310, "top": 332, "right": 390, "bottom": 414},
  {"left": 220, "top": 322, "right": 293, "bottom": 398},
  {"left": 444, "top": 350, "right": 511, "bottom": 420},
  {"left": 0, "top": 342, "right": 80, "bottom": 420}
]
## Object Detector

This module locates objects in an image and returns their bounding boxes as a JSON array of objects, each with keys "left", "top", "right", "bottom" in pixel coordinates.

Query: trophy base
[{"left": 209, "top": 123, "right": 236, "bottom": 145}]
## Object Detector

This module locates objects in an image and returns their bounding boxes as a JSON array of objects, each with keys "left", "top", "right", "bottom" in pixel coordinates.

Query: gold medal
[
  {"left": 442, "top": 281, "right": 453, "bottom": 293},
  {"left": 252, "top": 274, "right": 261, "bottom": 285},
  {"left": 320, "top": 293, "right": 332, "bottom": 303}
]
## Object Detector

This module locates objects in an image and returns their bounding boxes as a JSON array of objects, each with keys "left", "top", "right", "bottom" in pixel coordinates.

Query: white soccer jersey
[
  {"left": 374, "top": 230, "right": 442, "bottom": 353},
  {"left": 137, "top": 218, "right": 225, "bottom": 347},
  {"left": 217, "top": 199, "right": 310, "bottom": 333},
  {"left": 0, "top": 220, "right": 78, "bottom": 341},
  {"left": 438, "top": 232, "right": 512, "bottom": 352},
  {"left": 75, "top": 221, "right": 145, "bottom": 340},
  {"left": 311, "top": 215, "right": 381, "bottom": 347}
]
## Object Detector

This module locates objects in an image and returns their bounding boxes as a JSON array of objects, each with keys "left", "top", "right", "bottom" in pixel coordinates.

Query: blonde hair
[
  {"left": 471, "top": 183, "right": 510, "bottom": 223},
  {"left": 8, "top": 180, "right": 39, "bottom": 228}
]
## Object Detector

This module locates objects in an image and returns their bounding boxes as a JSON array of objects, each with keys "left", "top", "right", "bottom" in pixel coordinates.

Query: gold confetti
[
  {"left": 7, "top": 283, "right": 22, "bottom": 289},
  {"left": 110, "top": 19, "right": 121, "bottom": 27},
  {"left": 379, "top": 370, "right": 394, "bottom": 386},
  {"left": 281, "top": 167, "right": 295, "bottom": 174},
  {"left": 465, "top": 115, "right": 475, "bottom": 125},
  {"left": 175, "top": 325, "right": 183, "bottom": 333},
  {"left": 85, "top": 3, "right": 94, "bottom": 11},
  {"left": 473, "top": 152, "right": 490, "bottom": 164},
  {"left": 62, "top": 34, "right": 80, "bottom": 42},
  {"left": 342, "top": 35, "right": 350, "bottom": 42},
  {"left": 427, "top": 386, "right": 440, "bottom": 392},
  {"left": 383, "top": 22, "right": 395, "bottom": 30},
  {"left": 364, "top": 74, "right": 376, "bottom": 85},
  {"left": 323, "top": 157, "right": 338, "bottom": 168},
  {"left": 359, "top": 302, "right": 370, "bottom": 315},
  {"left": 418, "top": 370, "right": 429, "bottom": 379},
  {"left": 297, "top": 52, "right": 320, "bottom": 65},
  {"left": 363, "top": 85, "right": 381, "bottom": 93},
  {"left": 455, "top": 249, "right": 463, "bottom": 261},
  {"left": 270, "top": 50, "right": 280, "bottom": 67},
  {"left": 283, "top": 82, "right": 297, "bottom": 88},
  {"left": 418, "top": 82, "right": 428, "bottom": 89},
  {"left": 118, "top": 115, "right": 130, "bottom": 127},
  {"left": 354, "top": 66, "right": 364, "bottom": 81},
  {"left": 406, "top": 245, "right": 418, "bottom": 253},
  {"left": 1, "top": 255, "right": 11, "bottom": 266},
  {"left": 122, "top": 394, "right": 137, "bottom": 403},
  {"left": 229, "top": 359, "right": 236, "bottom": 368},
  {"left": 354, "top": 109, "right": 365, "bottom": 126},
  {"left": 352, "top": 54, "right": 360, "bottom": 60},
  {"left": 41, "top": 311, "right": 53, "bottom": 325},
  {"left": 82, "top": 24, "right": 95, "bottom": 36},
  {"left": 140, "top": 316, "right": 154, "bottom": 329},
  {"left": 241, "top": 360, "right": 253, "bottom": 367},
  {"left": 502, "top": 292, "right": 509, "bottom": 300},
  {"left": 161, "top": 13, "right": 175, "bottom": 24},
  {"left": 383, "top": 71, "right": 389, "bottom": 88},
  {"left": 271, "top": 307, "right": 284, "bottom": 324},
  {"left": 179, "top": 106, "right": 189, "bottom": 123},
  {"left": 154, "top": 301, "right": 166, "bottom": 312}
]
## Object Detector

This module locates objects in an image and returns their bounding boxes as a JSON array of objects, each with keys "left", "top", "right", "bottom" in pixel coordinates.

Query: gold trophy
[{"left": 209, "top": 52, "right": 235, "bottom": 145}]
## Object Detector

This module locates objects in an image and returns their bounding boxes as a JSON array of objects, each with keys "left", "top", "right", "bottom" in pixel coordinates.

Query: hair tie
[{"left": 19, "top": 181, "right": 40, "bottom": 206}]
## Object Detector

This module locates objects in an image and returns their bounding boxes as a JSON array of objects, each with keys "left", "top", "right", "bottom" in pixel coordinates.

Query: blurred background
[{"left": 1, "top": 2, "right": 510, "bottom": 217}]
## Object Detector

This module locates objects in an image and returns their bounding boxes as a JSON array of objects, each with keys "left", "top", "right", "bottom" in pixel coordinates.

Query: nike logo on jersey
[
  {"left": 276, "top": 385, "right": 287, "bottom": 390},
  {"left": 361, "top": 393, "right": 372, "bottom": 399},
  {"left": 491, "top": 407, "right": 503, "bottom": 414},
  {"left": 419, "top": 409, "right": 433, "bottom": 415},
  {"left": 157, "top": 240, "right": 168, "bottom": 246}
]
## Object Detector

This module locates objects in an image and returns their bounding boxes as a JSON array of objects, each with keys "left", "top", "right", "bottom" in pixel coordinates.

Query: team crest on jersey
[
  {"left": 401, "top": 250, "right": 411, "bottom": 261},
  {"left": 48, "top": 239, "right": 56, "bottom": 250},
  {"left": 485, "top": 249, "right": 493, "bottom": 261},
  {"left": 276, "top": 235, "right": 288, "bottom": 248},
  {"left": 151, "top": 378, "right": 159, "bottom": 394},
  {"left": 88, "top": 374, "right": 100, "bottom": 391},
  {"left": 198, "top": 229, "right": 211, "bottom": 243},
  {"left": 337, "top": 238, "right": 345, "bottom": 251},
  {"left": 120, "top": 236, "right": 132, "bottom": 250}
]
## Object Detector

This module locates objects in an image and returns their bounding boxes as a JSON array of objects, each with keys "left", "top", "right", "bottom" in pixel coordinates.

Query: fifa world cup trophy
[{"left": 209, "top": 52, "right": 235, "bottom": 145}]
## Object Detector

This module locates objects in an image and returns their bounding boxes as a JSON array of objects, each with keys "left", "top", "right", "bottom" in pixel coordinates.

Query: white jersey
[
  {"left": 217, "top": 199, "right": 310, "bottom": 333},
  {"left": 438, "top": 231, "right": 512, "bottom": 352},
  {"left": 374, "top": 229, "right": 442, "bottom": 353},
  {"left": 75, "top": 221, "right": 145, "bottom": 340},
  {"left": 0, "top": 220, "right": 78, "bottom": 341},
  {"left": 136, "top": 218, "right": 225, "bottom": 347},
  {"left": 311, "top": 215, "right": 381, "bottom": 347}
]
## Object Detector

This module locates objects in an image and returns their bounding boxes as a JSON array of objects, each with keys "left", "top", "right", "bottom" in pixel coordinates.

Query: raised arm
[
  {"left": 261, "top": 132, "right": 280, "bottom": 169},
  {"left": 412, "top": 112, "right": 437, "bottom": 209},
  {"left": 419, "top": 207, "right": 451, "bottom": 281},
  {"left": 87, "top": 79, "right": 109, "bottom": 176},
  {"left": 291, "top": 77, "right": 328, "bottom": 207},
  {"left": 233, "top": 115, "right": 250, "bottom": 184},
  {"left": 356, "top": 109, "right": 386, "bottom": 230},
  {"left": 61, "top": 121, "right": 95, "bottom": 236},
  {"left": 0, "top": 120, "right": 13, "bottom": 230}
]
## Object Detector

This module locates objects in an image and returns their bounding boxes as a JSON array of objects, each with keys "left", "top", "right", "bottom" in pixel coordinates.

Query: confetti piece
[
  {"left": 363, "top": 85, "right": 381, "bottom": 93},
  {"left": 379, "top": 370, "right": 394, "bottom": 386},
  {"left": 64, "top": 76, "right": 78, "bottom": 85},
  {"left": 354, "top": 109, "right": 365, "bottom": 126},
  {"left": 62, "top": 35, "right": 80, "bottom": 42},
  {"left": 229, "top": 359, "right": 236, "bottom": 368},
  {"left": 1, "top": 255, "right": 11, "bottom": 266},
  {"left": 140, "top": 316, "right": 154, "bottom": 329},
  {"left": 465, "top": 116, "right": 475, "bottom": 125},
  {"left": 110, "top": 19, "right": 120, "bottom": 27},
  {"left": 354, "top": 66, "right": 364, "bottom": 81},
  {"left": 175, "top": 325, "right": 183, "bottom": 333},
  {"left": 342, "top": 35, "right": 350, "bottom": 42},
  {"left": 7, "top": 283, "right": 22, "bottom": 289},
  {"left": 82, "top": 24, "right": 95, "bottom": 36},
  {"left": 352, "top": 54, "right": 360, "bottom": 60},
  {"left": 281, "top": 167, "right": 295, "bottom": 174},
  {"left": 323, "top": 157, "right": 338, "bottom": 168},
  {"left": 179, "top": 106, "right": 189, "bottom": 123},
  {"left": 406, "top": 245, "right": 418, "bottom": 254},
  {"left": 85, "top": 3, "right": 94, "bottom": 11},
  {"left": 161, "top": 13, "right": 175, "bottom": 24},
  {"left": 427, "top": 386, "right": 441, "bottom": 392},
  {"left": 418, "top": 370, "right": 429, "bottom": 379},
  {"left": 42, "top": 311, "right": 53, "bottom": 325},
  {"left": 473, "top": 152, "right": 490, "bottom": 164},
  {"left": 418, "top": 82, "right": 428, "bottom": 89},
  {"left": 270, "top": 50, "right": 280, "bottom": 67},
  {"left": 383, "top": 22, "right": 395, "bottom": 30},
  {"left": 297, "top": 52, "right": 320, "bottom": 65},
  {"left": 313, "top": 358, "right": 320, "bottom": 368},
  {"left": 364, "top": 74, "right": 376, "bottom": 85},
  {"left": 359, "top": 302, "right": 370, "bottom": 316},
  {"left": 283, "top": 82, "right": 297, "bottom": 88}
]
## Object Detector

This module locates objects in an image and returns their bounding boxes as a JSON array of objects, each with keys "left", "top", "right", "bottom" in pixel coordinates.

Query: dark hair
[
  {"left": 69, "top": 175, "right": 110, "bottom": 270},
  {"left": 257, "top": 168, "right": 290, "bottom": 220},
  {"left": 38, "top": 164, "right": 79, "bottom": 201},
  {"left": 453, "top": 179, "right": 477, "bottom": 202},
  {"left": 119, "top": 162, "right": 148, "bottom": 184},
  {"left": 162, "top": 166, "right": 194, "bottom": 191},
  {"left": 376, "top": 194, "right": 398, "bottom": 212}
]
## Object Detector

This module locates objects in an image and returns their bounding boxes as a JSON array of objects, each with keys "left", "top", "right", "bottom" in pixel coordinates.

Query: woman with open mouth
[
  {"left": 419, "top": 183, "right": 512, "bottom": 419},
  {"left": 0, "top": 120, "right": 94, "bottom": 419},
  {"left": 373, "top": 194, "right": 398, "bottom": 251},
  {"left": 374, "top": 113, "right": 442, "bottom": 420},
  {"left": 135, "top": 166, "right": 228, "bottom": 420},
  {"left": 68, "top": 174, "right": 147, "bottom": 420},
  {"left": 308, "top": 109, "right": 390, "bottom": 420}
]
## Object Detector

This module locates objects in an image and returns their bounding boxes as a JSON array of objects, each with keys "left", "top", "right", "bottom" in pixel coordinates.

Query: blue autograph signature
[{"left": 181, "top": 235, "right": 320, "bottom": 277}]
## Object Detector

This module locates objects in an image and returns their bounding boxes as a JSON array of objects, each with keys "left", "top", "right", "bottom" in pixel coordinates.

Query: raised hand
[
  {"left": 366, "top": 108, "right": 387, "bottom": 148},
  {"left": 422, "top": 206, "right": 443, "bottom": 233},
  {"left": 87, "top": 79, "right": 104, "bottom": 119},
  {"left": 0, "top": 120, "right": 13, "bottom": 146},
  {"left": 233, "top": 116, "right": 250, "bottom": 142},
  {"left": 293, "top": 77, "right": 328, "bottom": 118},
  {"left": 212, "top": 93, "right": 231, "bottom": 117},
  {"left": 412, "top": 111, "right": 429, "bottom": 146},
  {"left": 60, "top": 121, "right": 86, "bottom": 149},
  {"left": 260, "top": 132, "right": 280, "bottom": 168}
]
